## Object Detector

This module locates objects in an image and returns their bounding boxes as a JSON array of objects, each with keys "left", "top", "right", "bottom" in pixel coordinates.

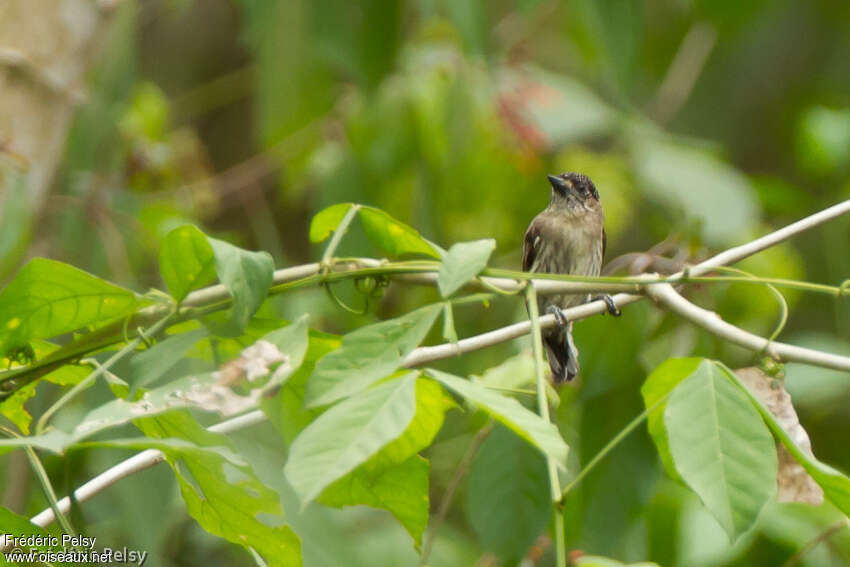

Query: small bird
[{"left": 522, "top": 172, "right": 619, "bottom": 382}]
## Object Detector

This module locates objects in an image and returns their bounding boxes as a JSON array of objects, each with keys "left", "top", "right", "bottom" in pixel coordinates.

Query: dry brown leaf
[{"left": 735, "top": 367, "right": 823, "bottom": 505}]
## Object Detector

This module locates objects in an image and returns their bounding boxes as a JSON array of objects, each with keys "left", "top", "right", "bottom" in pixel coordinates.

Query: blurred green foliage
[{"left": 2, "top": 0, "right": 850, "bottom": 566}]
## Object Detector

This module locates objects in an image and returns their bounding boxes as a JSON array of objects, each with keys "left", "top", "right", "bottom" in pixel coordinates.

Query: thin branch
[
  {"left": 646, "top": 282, "right": 850, "bottom": 371},
  {"left": 780, "top": 519, "right": 848, "bottom": 567},
  {"left": 419, "top": 423, "right": 494, "bottom": 566}
]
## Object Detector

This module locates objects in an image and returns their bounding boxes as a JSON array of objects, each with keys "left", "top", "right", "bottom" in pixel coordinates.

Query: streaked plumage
[{"left": 523, "top": 172, "right": 606, "bottom": 382}]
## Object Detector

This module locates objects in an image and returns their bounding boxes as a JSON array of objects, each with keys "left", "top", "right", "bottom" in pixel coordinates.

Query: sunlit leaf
[
  {"left": 304, "top": 304, "right": 442, "bottom": 408},
  {"left": 207, "top": 237, "right": 275, "bottom": 334},
  {"left": 465, "top": 426, "right": 550, "bottom": 561},
  {"left": 136, "top": 411, "right": 302, "bottom": 567},
  {"left": 0, "top": 506, "right": 73, "bottom": 565},
  {"left": 158, "top": 225, "right": 217, "bottom": 302},
  {"left": 309, "top": 203, "right": 355, "bottom": 243},
  {"left": 285, "top": 373, "right": 419, "bottom": 506},
  {"left": 359, "top": 206, "right": 441, "bottom": 258},
  {"left": 664, "top": 361, "right": 777, "bottom": 541},
  {"left": 438, "top": 239, "right": 496, "bottom": 297},
  {"left": 0, "top": 259, "right": 139, "bottom": 358},
  {"left": 426, "top": 369, "right": 568, "bottom": 467}
]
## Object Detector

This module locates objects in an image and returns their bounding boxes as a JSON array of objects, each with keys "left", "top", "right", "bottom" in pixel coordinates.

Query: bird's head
[{"left": 547, "top": 172, "right": 600, "bottom": 212}]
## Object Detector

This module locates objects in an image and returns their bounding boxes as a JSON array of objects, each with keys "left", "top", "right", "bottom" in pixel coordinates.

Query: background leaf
[
  {"left": 464, "top": 425, "right": 551, "bottom": 562},
  {"left": 437, "top": 239, "right": 496, "bottom": 297}
]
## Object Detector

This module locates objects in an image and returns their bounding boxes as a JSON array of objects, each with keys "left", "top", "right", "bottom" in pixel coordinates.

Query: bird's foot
[
  {"left": 594, "top": 294, "right": 621, "bottom": 317},
  {"left": 546, "top": 305, "right": 569, "bottom": 327}
]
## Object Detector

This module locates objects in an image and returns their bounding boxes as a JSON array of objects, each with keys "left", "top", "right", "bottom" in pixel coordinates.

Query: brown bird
[{"left": 522, "top": 172, "right": 619, "bottom": 382}]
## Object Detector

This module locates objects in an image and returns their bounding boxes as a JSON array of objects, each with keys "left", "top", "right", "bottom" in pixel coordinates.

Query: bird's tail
[{"left": 543, "top": 323, "right": 579, "bottom": 383}]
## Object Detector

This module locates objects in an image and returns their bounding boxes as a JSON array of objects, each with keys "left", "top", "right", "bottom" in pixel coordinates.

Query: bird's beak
[{"left": 547, "top": 174, "right": 570, "bottom": 197}]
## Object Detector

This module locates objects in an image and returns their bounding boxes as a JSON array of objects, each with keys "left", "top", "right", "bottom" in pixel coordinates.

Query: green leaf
[
  {"left": 0, "top": 259, "right": 140, "bottom": 358},
  {"left": 136, "top": 412, "right": 302, "bottom": 567},
  {"left": 718, "top": 362, "right": 850, "bottom": 518},
  {"left": 664, "top": 361, "right": 777, "bottom": 542},
  {"left": 159, "top": 225, "right": 217, "bottom": 302},
  {"left": 359, "top": 206, "right": 441, "bottom": 258},
  {"left": 1, "top": 340, "right": 88, "bottom": 434},
  {"left": 0, "top": 506, "right": 74, "bottom": 565},
  {"left": 437, "top": 239, "right": 496, "bottom": 297},
  {"left": 207, "top": 237, "right": 275, "bottom": 334},
  {"left": 316, "top": 377, "right": 451, "bottom": 547},
  {"left": 284, "top": 373, "right": 419, "bottom": 506},
  {"left": 640, "top": 357, "right": 703, "bottom": 482},
  {"left": 129, "top": 327, "right": 209, "bottom": 391},
  {"left": 464, "top": 426, "right": 550, "bottom": 561},
  {"left": 426, "top": 369, "right": 568, "bottom": 468},
  {"left": 320, "top": 455, "right": 430, "bottom": 549},
  {"left": 304, "top": 304, "right": 442, "bottom": 408},
  {"left": 309, "top": 203, "right": 356, "bottom": 243}
]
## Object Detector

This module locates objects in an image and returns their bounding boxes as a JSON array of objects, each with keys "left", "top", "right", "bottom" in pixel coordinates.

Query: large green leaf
[
  {"left": 285, "top": 373, "right": 419, "bottom": 506},
  {"left": 640, "top": 357, "right": 703, "bottom": 482},
  {"left": 158, "top": 225, "right": 217, "bottom": 302},
  {"left": 437, "top": 239, "right": 496, "bottom": 298},
  {"left": 718, "top": 362, "right": 850, "bottom": 518},
  {"left": 207, "top": 237, "right": 275, "bottom": 334},
  {"left": 426, "top": 369, "right": 568, "bottom": 468},
  {"left": 304, "top": 303, "right": 442, "bottom": 408},
  {"left": 316, "top": 377, "right": 451, "bottom": 547},
  {"left": 664, "top": 362, "right": 777, "bottom": 542},
  {"left": 464, "top": 425, "right": 550, "bottom": 561},
  {"left": 0, "top": 258, "right": 139, "bottom": 357},
  {"left": 136, "top": 411, "right": 302, "bottom": 567}
]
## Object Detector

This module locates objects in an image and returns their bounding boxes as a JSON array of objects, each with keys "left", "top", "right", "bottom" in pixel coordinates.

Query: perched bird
[{"left": 522, "top": 172, "right": 619, "bottom": 382}]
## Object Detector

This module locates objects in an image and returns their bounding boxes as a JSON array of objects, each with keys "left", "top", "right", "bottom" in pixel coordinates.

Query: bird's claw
[
  {"left": 546, "top": 305, "right": 569, "bottom": 327},
  {"left": 595, "top": 294, "right": 621, "bottom": 317}
]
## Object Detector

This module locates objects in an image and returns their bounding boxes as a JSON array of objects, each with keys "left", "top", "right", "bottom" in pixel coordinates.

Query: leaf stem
[{"left": 525, "top": 284, "right": 566, "bottom": 567}]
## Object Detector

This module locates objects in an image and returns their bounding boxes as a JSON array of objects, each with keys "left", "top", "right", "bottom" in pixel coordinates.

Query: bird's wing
[
  {"left": 602, "top": 227, "right": 607, "bottom": 258},
  {"left": 522, "top": 219, "right": 540, "bottom": 272}
]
